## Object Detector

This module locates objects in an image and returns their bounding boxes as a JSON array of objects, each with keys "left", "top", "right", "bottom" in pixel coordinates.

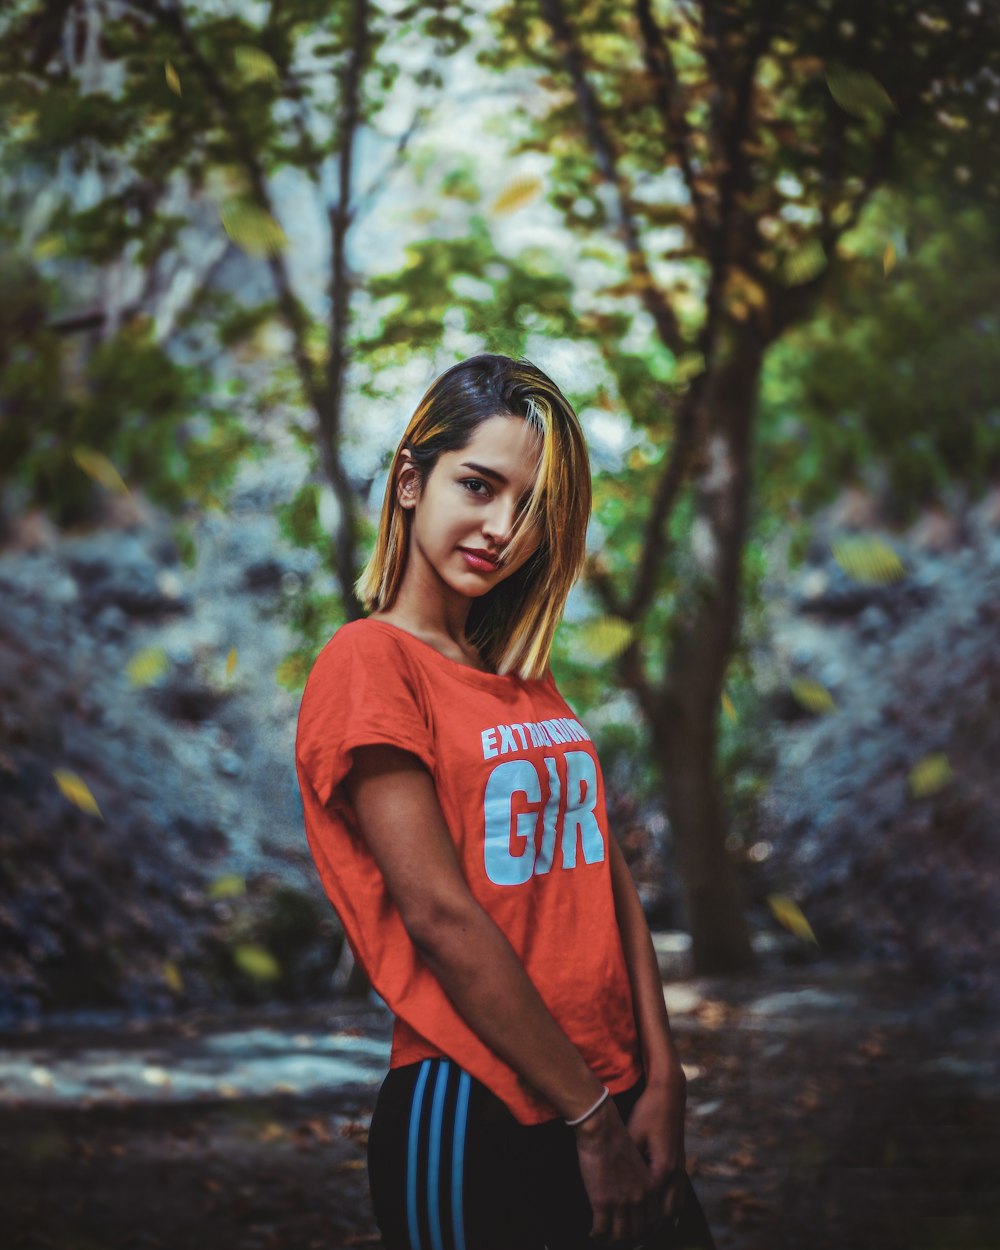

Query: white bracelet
[{"left": 565, "top": 1085, "right": 610, "bottom": 1127}]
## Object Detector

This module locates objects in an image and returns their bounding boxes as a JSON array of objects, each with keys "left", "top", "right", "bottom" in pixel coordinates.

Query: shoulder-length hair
[{"left": 354, "top": 353, "right": 592, "bottom": 680}]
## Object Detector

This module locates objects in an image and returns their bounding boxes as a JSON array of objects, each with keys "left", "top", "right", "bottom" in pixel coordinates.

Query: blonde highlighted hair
[{"left": 354, "top": 353, "right": 592, "bottom": 680}]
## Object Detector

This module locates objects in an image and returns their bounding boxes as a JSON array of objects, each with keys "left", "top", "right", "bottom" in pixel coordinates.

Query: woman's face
[{"left": 399, "top": 414, "right": 545, "bottom": 599}]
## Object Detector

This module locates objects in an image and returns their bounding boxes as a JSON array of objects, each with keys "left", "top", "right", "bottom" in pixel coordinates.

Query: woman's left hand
[{"left": 625, "top": 1068, "right": 688, "bottom": 1225}]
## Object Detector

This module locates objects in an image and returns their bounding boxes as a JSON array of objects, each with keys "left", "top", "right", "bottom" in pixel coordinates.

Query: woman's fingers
[{"left": 589, "top": 1199, "right": 611, "bottom": 1242}]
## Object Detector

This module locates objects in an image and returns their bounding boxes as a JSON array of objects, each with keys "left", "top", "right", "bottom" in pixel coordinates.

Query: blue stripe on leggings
[
  {"left": 427, "top": 1059, "right": 451, "bottom": 1250},
  {"left": 451, "top": 1070, "right": 471, "bottom": 1250},
  {"left": 406, "top": 1060, "right": 432, "bottom": 1250}
]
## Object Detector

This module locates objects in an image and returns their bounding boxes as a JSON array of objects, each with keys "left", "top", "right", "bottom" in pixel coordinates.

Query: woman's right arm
[{"left": 345, "top": 742, "right": 663, "bottom": 1244}]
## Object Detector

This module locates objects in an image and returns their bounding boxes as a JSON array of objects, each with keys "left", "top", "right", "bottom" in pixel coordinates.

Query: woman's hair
[{"left": 354, "top": 353, "right": 592, "bottom": 680}]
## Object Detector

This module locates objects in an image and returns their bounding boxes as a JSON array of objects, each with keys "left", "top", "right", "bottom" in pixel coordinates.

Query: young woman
[{"left": 295, "top": 354, "right": 716, "bottom": 1250}]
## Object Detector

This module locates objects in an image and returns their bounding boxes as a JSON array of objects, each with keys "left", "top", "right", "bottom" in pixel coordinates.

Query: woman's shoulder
[{"left": 314, "top": 616, "right": 408, "bottom": 662}]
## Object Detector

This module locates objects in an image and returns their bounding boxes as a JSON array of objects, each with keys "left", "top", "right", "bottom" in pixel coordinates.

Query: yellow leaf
[
  {"left": 936, "top": 110, "right": 970, "bottom": 132},
  {"left": 789, "top": 677, "right": 837, "bottom": 715},
  {"left": 767, "top": 893, "right": 819, "bottom": 944},
  {"left": 126, "top": 646, "right": 169, "bottom": 688},
  {"left": 490, "top": 175, "right": 543, "bottom": 216},
  {"left": 53, "top": 769, "right": 103, "bottom": 818},
  {"left": 908, "top": 752, "right": 953, "bottom": 798},
  {"left": 72, "top": 446, "right": 130, "bottom": 495},
  {"left": 825, "top": 64, "right": 897, "bottom": 121},
  {"left": 209, "top": 873, "right": 246, "bottom": 900},
  {"left": 233, "top": 943, "right": 281, "bottom": 981},
  {"left": 163, "top": 961, "right": 184, "bottom": 993},
  {"left": 721, "top": 689, "right": 737, "bottom": 723},
  {"left": 234, "top": 45, "right": 279, "bottom": 83},
  {"left": 219, "top": 201, "right": 288, "bottom": 256},
  {"left": 831, "top": 535, "right": 905, "bottom": 585},
  {"left": 165, "top": 61, "right": 182, "bottom": 97},
  {"left": 882, "top": 243, "right": 896, "bottom": 276},
  {"left": 574, "top": 615, "right": 636, "bottom": 663},
  {"left": 33, "top": 234, "right": 65, "bottom": 260},
  {"left": 226, "top": 646, "right": 239, "bottom": 678}
]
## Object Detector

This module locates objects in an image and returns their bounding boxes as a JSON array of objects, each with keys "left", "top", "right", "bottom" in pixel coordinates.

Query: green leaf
[
  {"left": 232, "top": 943, "right": 281, "bottom": 980},
  {"left": 825, "top": 64, "right": 897, "bottom": 121},
  {"left": 219, "top": 201, "right": 288, "bottom": 256}
]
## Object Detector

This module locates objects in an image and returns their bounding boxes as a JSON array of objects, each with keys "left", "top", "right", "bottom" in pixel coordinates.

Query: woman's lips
[{"left": 459, "top": 548, "right": 499, "bottom": 572}]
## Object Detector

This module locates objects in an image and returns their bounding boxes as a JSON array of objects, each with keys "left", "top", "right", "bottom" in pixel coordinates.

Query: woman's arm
[{"left": 344, "top": 741, "right": 608, "bottom": 1118}]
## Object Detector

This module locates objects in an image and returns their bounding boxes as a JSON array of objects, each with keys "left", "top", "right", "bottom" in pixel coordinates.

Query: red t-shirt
[{"left": 294, "top": 616, "right": 643, "bottom": 1124}]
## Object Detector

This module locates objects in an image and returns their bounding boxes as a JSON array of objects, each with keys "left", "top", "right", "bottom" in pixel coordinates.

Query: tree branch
[
  {"left": 538, "top": 0, "right": 685, "bottom": 358},
  {"left": 633, "top": 0, "right": 714, "bottom": 249},
  {"left": 153, "top": 0, "right": 324, "bottom": 416}
]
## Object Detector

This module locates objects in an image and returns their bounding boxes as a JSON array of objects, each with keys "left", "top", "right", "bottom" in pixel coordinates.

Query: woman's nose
[{"left": 482, "top": 498, "right": 519, "bottom": 545}]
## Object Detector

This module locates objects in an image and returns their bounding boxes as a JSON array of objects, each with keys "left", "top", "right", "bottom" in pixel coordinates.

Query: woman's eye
[{"left": 461, "top": 478, "right": 489, "bottom": 497}]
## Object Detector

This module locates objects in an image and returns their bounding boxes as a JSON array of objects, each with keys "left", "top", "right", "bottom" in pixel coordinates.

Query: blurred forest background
[{"left": 1, "top": 1, "right": 999, "bottom": 1248}]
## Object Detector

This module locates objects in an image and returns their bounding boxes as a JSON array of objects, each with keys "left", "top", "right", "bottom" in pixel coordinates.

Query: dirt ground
[{"left": 1, "top": 958, "right": 998, "bottom": 1250}]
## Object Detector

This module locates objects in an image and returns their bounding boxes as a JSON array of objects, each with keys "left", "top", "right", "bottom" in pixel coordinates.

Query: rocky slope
[{"left": 1, "top": 463, "right": 998, "bottom": 1023}]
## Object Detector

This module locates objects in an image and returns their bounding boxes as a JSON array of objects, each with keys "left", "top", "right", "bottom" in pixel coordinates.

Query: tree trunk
[{"left": 657, "top": 321, "right": 768, "bottom": 975}]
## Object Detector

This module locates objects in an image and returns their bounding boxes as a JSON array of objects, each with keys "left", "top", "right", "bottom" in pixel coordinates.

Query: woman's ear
[{"left": 395, "top": 450, "right": 422, "bottom": 510}]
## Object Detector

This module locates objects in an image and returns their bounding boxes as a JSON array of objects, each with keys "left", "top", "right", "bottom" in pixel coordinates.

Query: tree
[
  {"left": 452, "top": 0, "right": 1000, "bottom": 972},
  {"left": 0, "top": 0, "right": 474, "bottom": 614}
]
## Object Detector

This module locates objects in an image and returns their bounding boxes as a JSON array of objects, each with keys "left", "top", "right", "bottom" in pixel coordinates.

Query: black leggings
[{"left": 366, "top": 1057, "right": 716, "bottom": 1250}]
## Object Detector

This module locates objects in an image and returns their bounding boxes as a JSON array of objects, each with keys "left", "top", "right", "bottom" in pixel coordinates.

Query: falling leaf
[
  {"left": 126, "top": 646, "right": 169, "bottom": 687},
  {"left": 233, "top": 943, "right": 281, "bottom": 980},
  {"left": 721, "top": 689, "right": 737, "bottom": 723},
  {"left": 72, "top": 446, "right": 130, "bottom": 495},
  {"left": 142, "top": 1066, "right": 172, "bottom": 1087},
  {"left": 831, "top": 535, "right": 906, "bottom": 584},
  {"left": 882, "top": 242, "right": 896, "bottom": 275},
  {"left": 909, "top": 752, "right": 953, "bottom": 798},
  {"left": 789, "top": 677, "right": 837, "bottom": 715},
  {"left": 53, "top": 769, "right": 103, "bottom": 818},
  {"left": 489, "top": 175, "right": 543, "bottom": 216},
  {"left": 936, "top": 109, "right": 970, "bottom": 132},
  {"left": 234, "top": 45, "right": 279, "bottom": 82},
  {"left": 163, "top": 961, "right": 184, "bottom": 993},
  {"left": 219, "top": 201, "right": 288, "bottom": 256},
  {"left": 574, "top": 615, "right": 636, "bottom": 662},
  {"left": 209, "top": 873, "right": 246, "bottom": 899},
  {"left": 767, "top": 893, "right": 819, "bottom": 944},
  {"left": 825, "top": 64, "right": 897, "bottom": 121},
  {"left": 33, "top": 234, "right": 65, "bottom": 260},
  {"left": 226, "top": 646, "right": 238, "bottom": 678},
  {"left": 782, "top": 239, "right": 827, "bottom": 286},
  {"left": 165, "top": 61, "right": 182, "bottom": 96}
]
